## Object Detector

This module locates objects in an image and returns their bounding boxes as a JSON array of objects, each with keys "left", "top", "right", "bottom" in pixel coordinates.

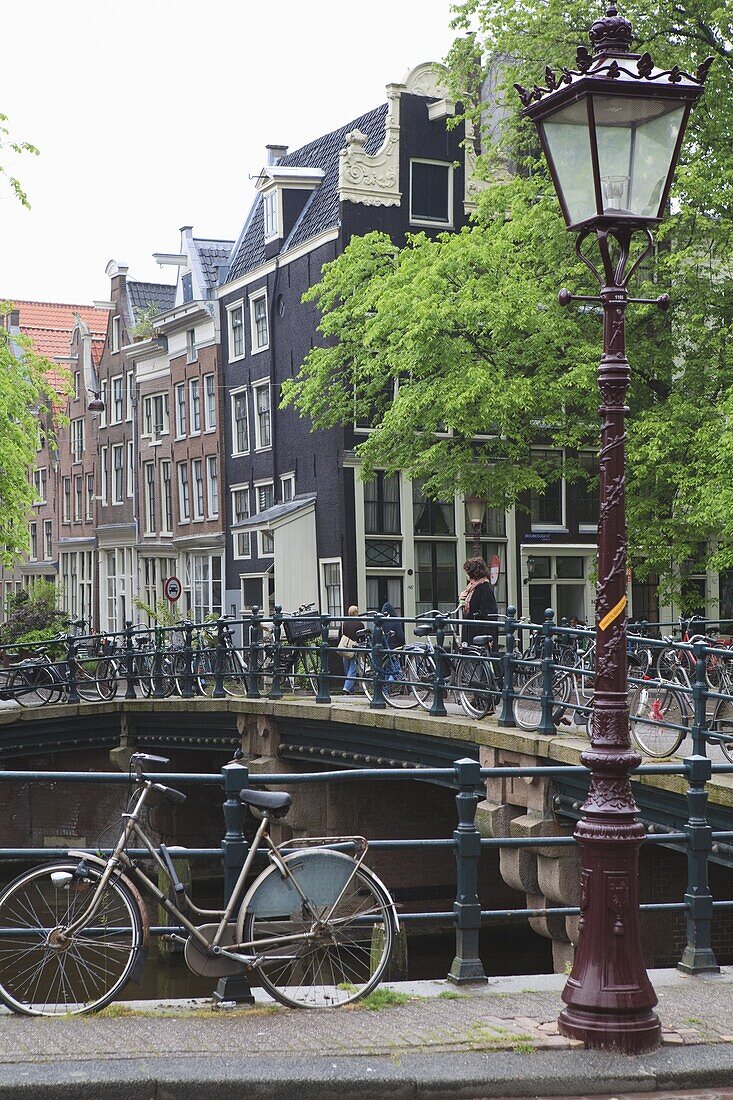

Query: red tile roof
[{"left": 3, "top": 300, "right": 109, "bottom": 359}]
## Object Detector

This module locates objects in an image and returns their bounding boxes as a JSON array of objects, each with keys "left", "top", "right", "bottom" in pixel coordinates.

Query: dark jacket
[
  {"left": 462, "top": 580, "right": 499, "bottom": 649},
  {"left": 341, "top": 616, "right": 365, "bottom": 641},
  {"left": 381, "top": 602, "right": 405, "bottom": 647}
]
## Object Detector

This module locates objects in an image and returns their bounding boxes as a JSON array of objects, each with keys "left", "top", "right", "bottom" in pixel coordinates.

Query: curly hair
[{"left": 463, "top": 557, "right": 488, "bottom": 581}]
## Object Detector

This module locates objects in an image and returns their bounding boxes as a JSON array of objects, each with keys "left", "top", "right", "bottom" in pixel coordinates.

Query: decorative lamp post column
[
  {"left": 516, "top": 6, "right": 711, "bottom": 1053},
  {"left": 466, "top": 495, "right": 486, "bottom": 558}
]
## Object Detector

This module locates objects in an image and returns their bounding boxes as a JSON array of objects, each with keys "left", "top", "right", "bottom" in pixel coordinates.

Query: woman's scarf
[{"left": 460, "top": 577, "right": 489, "bottom": 614}]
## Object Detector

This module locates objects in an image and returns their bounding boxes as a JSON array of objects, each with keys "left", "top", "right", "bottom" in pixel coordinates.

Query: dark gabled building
[{"left": 218, "top": 63, "right": 488, "bottom": 622}]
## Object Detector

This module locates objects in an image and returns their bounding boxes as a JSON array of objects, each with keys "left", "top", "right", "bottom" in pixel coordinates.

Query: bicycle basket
[{"left": 283, "top": 615, "right": 321, "bottom": 644}]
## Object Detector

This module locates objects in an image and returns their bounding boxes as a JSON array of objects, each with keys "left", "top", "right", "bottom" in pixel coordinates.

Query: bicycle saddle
[{"left": 239, "top": 789, "right": 292, "bottom": 816}]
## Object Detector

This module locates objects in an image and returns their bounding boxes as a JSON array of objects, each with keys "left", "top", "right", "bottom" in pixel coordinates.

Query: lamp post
[
  {"left": 516, "top": 6, "right": 710, "bottom": 1054},
  {"left": 466, "top": 495, "right": 486, "bottom": 558}
]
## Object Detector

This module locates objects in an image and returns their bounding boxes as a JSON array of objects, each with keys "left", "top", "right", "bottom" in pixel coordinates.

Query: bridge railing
[
  {"left": 3, "top": 609, "right": 733, "bottom": 765},
  {"left": 0, "top": 755, "right": 731, "bottom": 987}
]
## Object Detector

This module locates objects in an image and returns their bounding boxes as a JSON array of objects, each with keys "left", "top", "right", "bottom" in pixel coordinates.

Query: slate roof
[
  {"left": 227, "top": 103, "right": 388, "bottom": 283},
  {"left": 193, "top": 238, "right": 235, "bottom": 294},
  {"left": 127, "top": 280, "right": 176, "bottom": 318}
]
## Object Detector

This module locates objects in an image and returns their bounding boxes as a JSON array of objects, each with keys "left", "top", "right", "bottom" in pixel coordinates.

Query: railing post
[
  {"left": 538, "top": 608, "right": 557, "bottom": 736},
  {"left": 498, "top": 605, "right": 517, "bottom": 727},
  {"left": 213, "top": 618, "right": 226, "bottom": 699},
  {"left": 370, "top": 613, "right": 387, "bottom": 710},
  {"left": 152, "top": 626, "right": 165, "bottom": 699},
  {"left": 429, "top": 615, "right": 448, "bottom": 718},
  {"left": 181, "top": 620, "right": 195, "bottom": 700},
  {"left": 124, "top": 620, "right": 136, "bottom": 700},
  {"left": 66, "top": 631, "right": 80, "bottom": 704},
  {"left": 215, "top": 761, "right": 254, "bottom": 1004},
  {"left": 247, "top": 607, "right": 262, "bottom": 699},
  {"left": 448, "top": 757, "right": 487, "bottom": 985},
  {"left": 678, "top": 641, "right": 719, "bottom": 974},
  {"left": 316, "top": 615, "right": 331, "bottom": 704},
  {"left": 268, "top": 606, "right": 284, "bottom": 700}
]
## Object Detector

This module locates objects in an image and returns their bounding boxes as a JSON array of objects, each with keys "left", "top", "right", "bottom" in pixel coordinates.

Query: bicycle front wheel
[
  {"left": 239, "top": 849, "right": 394, "bottom": 1008},
  {"left": 384, "top": 650, "right": 420, "bottom": 710},
  {"left": 0, "top": 861, "right": 144, "bottom": 1016},
  {"left": 457, "top": 651, "right": 495, "bottom": 720},
  {"left": 628, "top": 682, "right": 686, "bottom": 758}
]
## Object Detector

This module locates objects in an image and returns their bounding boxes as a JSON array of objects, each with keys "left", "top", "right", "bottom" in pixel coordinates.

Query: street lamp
[
  {"left": 465, "top": 495, "right": 486, "bottom": 558},
  {"left": 516, "top": 6, "right": 711, "bottom": 1054}
]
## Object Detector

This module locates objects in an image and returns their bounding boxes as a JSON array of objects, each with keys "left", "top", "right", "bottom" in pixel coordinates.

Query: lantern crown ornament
[{"left": 514, "top": 5, "right": 713, "bottom": 231}]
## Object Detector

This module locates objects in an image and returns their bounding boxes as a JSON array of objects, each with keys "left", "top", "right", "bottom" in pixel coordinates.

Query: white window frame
[
  {"left": 319, "top": 557, "right": 344, "bottom": 619},
  {"left": 127, "top": 440, "right": 135, "bottom": 497},
  {"left": 71, "top": 417, "right": 85, "bottom": 462},
  {"left": 111, "top": 443, "right": 124, "bottom": 505},
  {"left": 249, "top": 291, "right": 269, "bottom": 353},
  {"left": 207, "top": 456, "right": 219, "bottom": 519},
  {"left": 254, "top": 479, "right": 274, "bottom": 557},
  {"left": 111, "top": 315, "right": 121, "bottom": 354},
  {"left": 263, "top": 189, "right": 279, "bottom": 240},
  {"left": 529, "top": 447, "right": 568, "bottom": 532},
  {"left": 231, "top": 485, "right": 251, "bottom": 560},
  {"left": 192, "top": 458, "right": 205, "bottom": 521},
  {"left": 142, "top": 392, "right": 169, "bottom": 442},
  {"left": 280, "top": 472, "right": 295, "bottom": 502},
  {"left": 186, "top": 328, "right": 197, "bottom": 364},
  {"left": 204, "top": 373, "right": 216, "bottom": 431},
  {"left": 62, "top": 477, "right": 71, "bottom": 523},
  {"left": 160, "top": 460, "right": 173, "bottom": 535},
  {"left": 99, "top": 379, "right": 108, "bottom": 428},
  {"left": 126, "top": 370, "right": 134, "bottom": 422},
  {"left": 143, "top": 461, "right": 156, "bottom": 535},
  {"left": 189, "top": 378, "right": 201, "bottom": 435},
  {"left": 409, "top": 158, "right": 454, "bottom": 229},
  {"left": 231, "top": 388, "right": 250, "bottom": 455},
  {"left": 175, "top": 382, "right": 186, "bottom": 439},
  {"left": 100, "top": 446, "right": 108, "bottom": 505},
  {"left": 252, "top": 379, "right": 271, "bottom": 451},
  {"left": 86, "top": 472, "right": 94, "bottom": 520},
  {"left": 178, "top": 462, "right": 190, "bottom": 523},
  {"left": 43, "top": 519, "right": 53, "bottom": 561},
  {"left": 227, "top": 301, "right": 245, "bottom": 361},
  {"left": 74, "top": 475, "right": 83, "bottom": 522},
  {"left": 33, "top": 467, "right": 47, "bottom": 504},
  {"left": 29, "top": 521, "right": 37, "bottom": 562},
  {"left": 111, "top": 375, "right": 124, "bottom": 424}
]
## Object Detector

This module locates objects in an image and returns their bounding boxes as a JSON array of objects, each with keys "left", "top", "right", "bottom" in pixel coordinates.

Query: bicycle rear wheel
[
  {"left": 384, "top": 649, "right": 420, "bottom": 710},
  {"left": 239, "top": 849, "right": 394, "bottom": 1008},
  {"left": 513, "top": 670, "right": 570, "bottom": 732},
  {"left": 628, "top": 682, "right": 686, "bottom": 758},
  {"left": 9, "top": 664, "right": 57, "bottom": 707},
  {"left": 96, "top": 657, "right": 119, "bottom": 700},
  {"left": 711, "top": 698, "right": 733, "bottom": 764},
  {"left": 0, "top": 861, "right": 144, "bottom": 1016},
  {"left": 456, "top": 651, "right": 495, "bottom": 719}
]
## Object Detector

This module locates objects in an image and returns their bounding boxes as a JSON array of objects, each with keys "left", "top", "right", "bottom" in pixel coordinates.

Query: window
[
  {"left": 74, "top": 475, "right": 82, "bottom": 522},
  {"left": 112, "top": 444, "right": 124, "bottom": 504},
  {"left": 232, "top": 488, "right": 251, "bottom": 558},
  {"left": 188, "top": 553, "right": 222, "bottom": 620},
  {"left": 320, "top": 559, "right": 343, "bottom": 619},
  {"left": 111, "top": 315, "right": 121, "bottom": 353},
  {"left": 189, "top": 378, "right": 201, "bottom": 434},
  {"left": 144, "top": 462, "right": 156, "bottom": 534},
  {"left": 143, "top": 393, "right": 169, "bottom": 440},
  {"left": 207, "top": 456, "right": 218, "bottom": 518},
  {"left": 263, "top": 190, "right": 278, "bottom": 238},
  {"left": 204, "top": 374, "right": 216, "bottom": 430},
  {"left": 182, "top": 272, "right": 193, "bottom": 303},
  {"left": 232, "top": 391, "right": 249, "bottom": 454},
  {"left": 415, "top": 541, "right": 457, "bottom": 616},
  {"left": 253, "top": 382, "right": 271, "bottom": 449},
  {"left": 366, "top": 576, "right": 403, "bottom": 617},
  {"left": 73, "top": 371, "right": 80, "bottom": 399},
  {"left": 410, "top": 160, "right": 453, "bottom": 226},
  {"left": 178, "top": 462, "right": 190, "bottom": 521},
  {"left": 175, "top": 382, "right": 186, "bottom": 438},
  {"left": 365, "top": 472, "right": 400, "bottom": 534},
  {"left": 577, "top": 452, "right": 600, "bottom": 527},
  {"left": 62, "top": 477, "right": 71, "bottom": 523},
  {"left": 106, "top": 549, "right": 117, "bottom": 630},
  {"left": 192, "top": 459, "right": 204, "bottom": 520},
  {"left": 186, "top": 328, "right": 197, "bottom": 363},
  {"left": 280, "top": 473, "right": 295, "bottom": 502},
  {"left": 111, "top": 376, "right": 123, "bottom": 423},
  {"left": 86, "top": 472, "right": 94, "bottom": 520},
  {"left": 161, "top": 461, "right": 172, "bottom": 533},
  {"left": 100, "top": 380, "right": 108, "bottom": 427},
  {"left": 229, "top": 303, "right": 244, "bottom": 359},
  {"left": 33, "top": 467, "right": 47, "bottom": 504},
  {"left": 43, "top": 520, "right": 52, "bottom": 560},
  {"left": 256, "top": 481, "right": 274, "bottom": 556},
  {"left": 70, "top": 418, "right": 84, "bottom": 461},
  {"left": 127, "top": 440, "right": 134, "bottom": 497},
  {"left": 250, "top": 293, "right": 269, "bottom": 352},
  {"left": 413, "top": 479, "right": 455, "bottom": 535},
  {"left": 530, "top": 450, "right": 564, "bottom": 528},
  {"left": 29, "top": 522, "right": 37, "bottom": 561},
  {"left": 126, "top": 371, "right": 134, "bottom": 421},
  {"left": 100, "top": 446, "right": 108, "bottom": 504}
]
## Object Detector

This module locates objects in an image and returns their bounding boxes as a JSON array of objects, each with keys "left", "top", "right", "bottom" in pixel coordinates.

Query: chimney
[{"left": 266, "top": 144, "right": 288, "bottom": 165}]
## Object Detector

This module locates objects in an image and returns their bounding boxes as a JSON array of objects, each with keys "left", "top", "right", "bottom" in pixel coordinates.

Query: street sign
[
  {"left": 489, "top": 554, "right": 501, "bottom": 586},
  {"left": 164, "top": 576, "right": 182, "bottom": 602}
]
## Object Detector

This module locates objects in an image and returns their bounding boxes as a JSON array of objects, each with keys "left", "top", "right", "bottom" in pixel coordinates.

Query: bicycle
[
  {"left": 513, "top": 640, "right": 596, "bottom": 734},
  {"left": 629, "top": 660, "right": 733, "bottom": 762},
  {"left": 408, "top": 612, "right": 499, "bottom": 719},
  {"left": 0, "top": 752, "right": 398, "bottom": 1017}
]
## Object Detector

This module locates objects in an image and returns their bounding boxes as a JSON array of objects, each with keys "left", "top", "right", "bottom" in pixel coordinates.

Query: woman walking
[{"left": 340, "top": 605, "right": 364, "bottom": 695}]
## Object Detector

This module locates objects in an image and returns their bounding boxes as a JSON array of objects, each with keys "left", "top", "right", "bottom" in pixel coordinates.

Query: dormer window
[
  {"left": 111, "top": 315, "right": 121, "bottom": 353},
  {"left": 182, "top": 272, "right": 193, "bottom": 303},
  {"left": 263, "top": 191, "right": 278, "bottom": 239}
]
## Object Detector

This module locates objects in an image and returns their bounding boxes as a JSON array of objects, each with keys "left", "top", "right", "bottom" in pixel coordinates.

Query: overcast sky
[{"left": 0, "top": 0, "right": 458, "bottom": 305}]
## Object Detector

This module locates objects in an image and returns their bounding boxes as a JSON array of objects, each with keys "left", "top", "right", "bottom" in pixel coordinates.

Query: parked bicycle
[{"left": 0, "top": 752, "right": 398, "bottom": 1016}]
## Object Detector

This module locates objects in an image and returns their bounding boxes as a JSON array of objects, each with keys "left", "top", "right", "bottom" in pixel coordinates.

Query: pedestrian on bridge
[
  {"left": 461, "top": 557, "right": 499, "bottom": 654},
  {"left": 340, "top": 605, "right": 364, "bottom": 695}
]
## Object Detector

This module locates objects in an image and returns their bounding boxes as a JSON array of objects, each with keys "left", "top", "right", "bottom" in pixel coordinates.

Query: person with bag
[{"left": 338, "top": 605, "right": 364, "bottom": 695}]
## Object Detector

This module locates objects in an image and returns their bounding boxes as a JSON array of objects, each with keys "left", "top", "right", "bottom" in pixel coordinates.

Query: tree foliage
[
  {"left": 0, "top": 581, "right": 69, "bottom": 648},
  {"left": 0, "top": 111, "right": 39, "bottom": 209},
  {"left": 282, "top": 0, "right": 733, "bottom": 608}
]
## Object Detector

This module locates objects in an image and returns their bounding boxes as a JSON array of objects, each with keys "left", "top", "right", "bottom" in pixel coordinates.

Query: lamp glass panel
[
  {"left": 539, "top": 100, "right": 596, "bottom": 225},
  {"left": 592, "top": 96, "right": 685, "bottom": 219}
]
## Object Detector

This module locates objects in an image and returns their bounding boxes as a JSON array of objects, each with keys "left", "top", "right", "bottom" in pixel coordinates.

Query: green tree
[
  {"left": 0, "top": 580, "right": 69, "bottom": 648},
  {"left": 0, "top": 110, "right": 39, "bottom": 208},
  {"left": 282, "top": 0, "right": 733, "bottom": 608}
]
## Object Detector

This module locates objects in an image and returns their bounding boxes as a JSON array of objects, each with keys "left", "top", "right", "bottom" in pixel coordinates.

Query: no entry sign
[{"left": 164, "top": 576, "right": 182, "bottom": 602}]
